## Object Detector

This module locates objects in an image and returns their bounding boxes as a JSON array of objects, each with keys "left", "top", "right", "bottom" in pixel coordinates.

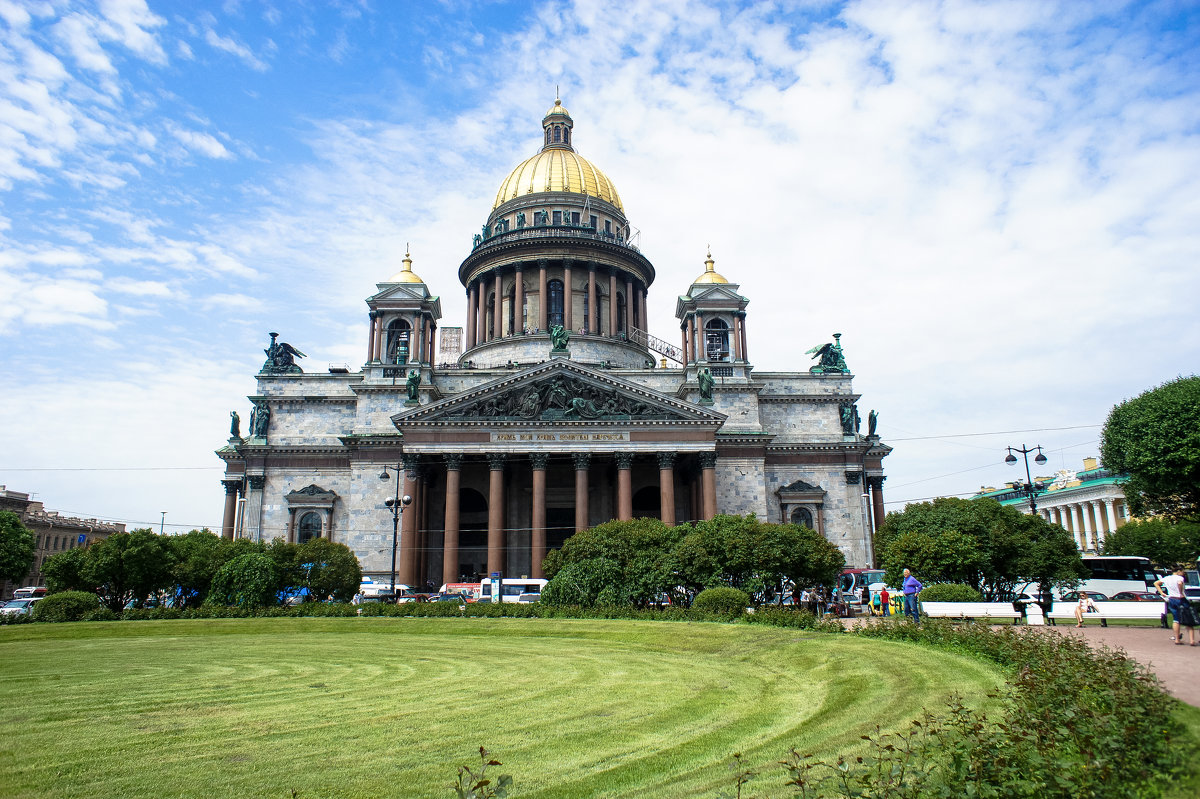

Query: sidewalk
[{"left": 1044, "top": 623, "right": 1200, "bottom": 707}]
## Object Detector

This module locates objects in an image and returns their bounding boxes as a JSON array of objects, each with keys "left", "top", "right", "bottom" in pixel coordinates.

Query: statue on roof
[
  {"left": 868, "top": 409, "right": 878, "bottom": 438},
  {"left": 249, "top": 401, "right": 271, "bottom": 437},
  {"left": 229, "top": 410, "right": 241, "bottom": 439},
  {"left": 697, "top": 367, "right": 715, "bottom": 402},
  {"left": 806, "top": 333, "right": 848, "bottom": 374},
  {"left": 840, "top": 403, "right": 861, "bottom": 436},
  {"left": 262, "top": 332, "right": 306, "bottom": 374},
  {"left": 406, "top": 370, "right": 421, "bottom": 402},
  {"left": 549, "top": 324, "right": 570, "bottom": 351}
]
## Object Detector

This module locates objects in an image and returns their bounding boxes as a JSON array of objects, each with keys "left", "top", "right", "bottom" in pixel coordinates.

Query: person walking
[
  {"left": 879, "top": 586, "right": 891, "bottom": 617},
  {"left": 1155, "top": 566, "right": 1198, "bottom": 646},
  {"left": 902, "top": 568, "right": 923, "bottom": 623}
]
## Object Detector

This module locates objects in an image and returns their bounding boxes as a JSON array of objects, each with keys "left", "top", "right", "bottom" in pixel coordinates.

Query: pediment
[
  {"left": 368, "top": 283, "right": 437, "bottom": 303},
  {"left": 689, "top": 283, "right": 745, "bottom": 302},
  {"left": 393, "top": 360, "right": 726, "bottom": 426},
  {"left": 286, "top": 484, "right": 337, "bottom": 504},
  {"left": 777, "top": 479, "right": 825, "bottom": 496}
]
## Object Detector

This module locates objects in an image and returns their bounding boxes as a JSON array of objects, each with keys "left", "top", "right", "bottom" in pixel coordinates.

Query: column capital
[
  {"left": 444, "top": 453, "right": 463, "bottom": 471},
  {"left": 865, "top": 475, "right": 885, "bottom": 490},
  {"left": 222, "top": 478, "right": 242, "bottom": 495},
  {"left": 487, "top": 453, "right": 507, "bottom": 470},
  {"left": 657, "top": 452, "right": 675, "bottom": 470},
  {"left": 246, "top": 475, "right": 265, "bottom": 491},
  {"left": 530, "top": 453, "right": 550, "bottom": 470},
  {"left": 537, "top": 257, "right": 548, "bottom": 270},
  {"left": 614, "top": 452, "right": 634, "bottom": 470},
  {"left": 845, "top": 471, "right": 862, "bottom": 485},
  {"left": 572, "top": 452, "right": 591, "bottom": 470},
  {"left": 698, "top": 451, "right": 717, "bottom": 470}
]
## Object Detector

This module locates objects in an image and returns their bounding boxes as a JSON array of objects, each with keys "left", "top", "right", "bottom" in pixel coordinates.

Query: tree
[
  {"left": 1100, "top": 375, "right": 1200, "bottom": 520},
  {"left": 209, "top": 553, "right": 280, "bottom": 607},
  {"left": 42, "top": 547, "right": 93, "bottom": 594},
  {"left": 542, "top": 518, "right": 683, "bottom": 608},
  {"left": 0, "top": 511, "right": 35, "bottom": 586},
  {"left": 167, "top": 529, "right": 227, "bottom": 608},
  {"left": 1101, "top": 518, "right": 1200, "bottom": 569},
  {"left": 82, "top": 529, "right": 175, "bottom": 612},
  {"left": 295, "top": 538, "right": 362, "bottom": 602},
  {"left": 1015, "top": 513, "right": 1089, "bottom": 611}
]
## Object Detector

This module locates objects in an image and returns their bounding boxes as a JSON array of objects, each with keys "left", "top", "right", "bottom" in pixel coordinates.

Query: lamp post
[
  {"left": 1005, "top": 444, "right": 1048, "bottom": 514},
  {"left": 379, "top": 465, "right": 412, "bottom": 597},
  {"left": 160, "top": 511, "right": 166, "bottom": 535}
]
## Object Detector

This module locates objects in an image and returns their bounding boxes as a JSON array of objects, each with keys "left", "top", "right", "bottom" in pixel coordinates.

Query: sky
[{"left": 0, "top": 0, "right": 1197, "bottom": 535}]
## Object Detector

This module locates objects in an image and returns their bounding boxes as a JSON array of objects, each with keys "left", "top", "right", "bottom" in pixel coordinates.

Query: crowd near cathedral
[{"left": 217, "top": 99, "right": 891, "bottom": 588}]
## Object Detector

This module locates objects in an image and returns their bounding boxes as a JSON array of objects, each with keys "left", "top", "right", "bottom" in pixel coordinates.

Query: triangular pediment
[
  {"left": 369, "top": 283, "right": 431, "bottom": 301},
  {"left": 688, "top": 283, "right": 745, "bottom": 302},
  {"left": 392, "top": 360, "right": 726, "bottom": 426}
]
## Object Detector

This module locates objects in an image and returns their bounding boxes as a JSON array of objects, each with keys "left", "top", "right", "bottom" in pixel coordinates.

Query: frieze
[{"left": 442, "top": 373, "right": 679, "bottom": 422}]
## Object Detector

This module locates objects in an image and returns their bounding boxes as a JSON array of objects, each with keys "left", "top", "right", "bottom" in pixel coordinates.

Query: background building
[
  {"left": 0, "top": 486, "right": 125, "bottom": 599},
  {"left": 973, "top": 457, "right": 1128, "bottom": 552},
  {"left": 217, "top": 101, "right": 890, "bottom": 587}
]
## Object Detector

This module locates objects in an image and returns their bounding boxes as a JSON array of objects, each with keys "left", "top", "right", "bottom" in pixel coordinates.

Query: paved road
[{"left": 1044, "top": 622, "right": 1200, "bottom": 707}]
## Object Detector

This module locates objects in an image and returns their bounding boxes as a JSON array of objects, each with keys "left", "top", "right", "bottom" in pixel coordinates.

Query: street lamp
[
  {"left": 379, "top": 465, "right": 412, "bottom": 598},
  {"left": 1005, "top": 444, "right": 1048, "bottom": 514},
  {"left": 160, "top": 511, "right": 166, "bottom": 535}
]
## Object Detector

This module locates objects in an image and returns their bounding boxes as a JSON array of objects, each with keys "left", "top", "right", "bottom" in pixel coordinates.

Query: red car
[{"left": 1111, "top": 591, "right": 1162, "bottom": 601}]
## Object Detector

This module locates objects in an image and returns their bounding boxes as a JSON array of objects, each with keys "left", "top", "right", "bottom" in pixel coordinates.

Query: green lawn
[{"left": 0, "top": 618, "right": 1003, "bottom": 799}]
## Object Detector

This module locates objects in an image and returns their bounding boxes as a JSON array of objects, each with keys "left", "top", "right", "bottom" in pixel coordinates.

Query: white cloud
[
  {"left": 203, "top": 27, "right": 268, "bottom": 71},
  {"left": 167, "top": 122, "right": 231, "bottom": 159}
]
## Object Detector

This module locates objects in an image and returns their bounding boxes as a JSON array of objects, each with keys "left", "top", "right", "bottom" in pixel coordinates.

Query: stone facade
[{"left": 217, "top": 101, "right": 890, "bottom": 587}]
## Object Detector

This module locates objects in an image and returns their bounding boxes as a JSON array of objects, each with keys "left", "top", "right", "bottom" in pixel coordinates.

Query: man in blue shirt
[{"left": 902, "top": 568, "right": 923, "bottom": 623}]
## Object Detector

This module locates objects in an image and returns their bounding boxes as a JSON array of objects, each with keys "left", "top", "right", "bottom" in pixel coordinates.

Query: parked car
[
  {"left": 516, "top": 592, "right": 541, "bottom": 604},
  {"left": 430, "top": 593, "right": 469, "bottom": 604},
  {"left": 1060, "top": 591, "right": 1110, "bottom": 602},
  {"left": 1112, "top": 591, "right": 1162, "bottom": 601},
  {"left": 1, "top": 598, "right": 41, "bottom": 617}
]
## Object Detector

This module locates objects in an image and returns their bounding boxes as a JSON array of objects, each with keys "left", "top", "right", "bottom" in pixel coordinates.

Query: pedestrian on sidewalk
[
  {"left": 879, "top": 586, "right": 891, "bottom": 617},
  {"left": 902, "top": 568, "right": 923, "bottom": 623},
  {"left": 1155, "top": 566, "right": 1198, "bottom": 646}
]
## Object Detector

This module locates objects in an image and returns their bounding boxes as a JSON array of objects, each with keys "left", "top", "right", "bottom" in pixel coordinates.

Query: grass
[{"left": 0, "top": 617, "right": 1003, "bottom": 799}]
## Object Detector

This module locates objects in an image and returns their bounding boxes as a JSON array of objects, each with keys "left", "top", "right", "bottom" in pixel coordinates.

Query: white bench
[
  {"left": 921, "top": 601, "right": 1024, "bottom": 622},
  {"left": 1044, "top": 601, "right": 1166, "bottom": 627}
]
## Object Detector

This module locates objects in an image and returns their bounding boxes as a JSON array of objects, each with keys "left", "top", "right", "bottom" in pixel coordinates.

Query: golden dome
[
  {"left": 545, "top": 98, "right": 570, "bottom": 118},
  {"left": 492, "top": 148, "right": 623, "bottom": 211},
  {"left": 693, "top": 250, "right": 729, "bottom": 284},
  {"left": 387, "top": 248, "right": 424, "bottom": 283}
]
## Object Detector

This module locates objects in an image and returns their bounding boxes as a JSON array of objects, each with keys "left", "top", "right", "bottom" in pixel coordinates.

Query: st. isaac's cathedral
[{"left": 217, "top": 100, "right": 891, "bottom": 587}]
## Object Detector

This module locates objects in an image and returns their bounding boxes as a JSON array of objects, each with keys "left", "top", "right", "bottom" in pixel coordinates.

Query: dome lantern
[
  {"left": 542, "top": 98, "right": 574, "bottom": 150},
  {"left": 387, "top": 246, "right": 424, "bottom": 284},
  {"left": 693, "top": 248, "right": 729, "bottom": 285}
]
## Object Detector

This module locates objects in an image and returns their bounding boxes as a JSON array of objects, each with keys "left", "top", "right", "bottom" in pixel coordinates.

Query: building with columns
[
  {"left": 216, "top": 100, "right": 890, "bottom": 587},
  {"left": 973, "top": 457, "right": 1129, "bottom": 553}
]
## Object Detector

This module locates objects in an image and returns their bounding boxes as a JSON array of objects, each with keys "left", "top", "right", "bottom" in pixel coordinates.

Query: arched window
[
  {"left": 553, "top": 126, "right": 561, "bottom": 143},
  {"left": 547, "top": 279, "right": 564, "bottom": 328},
  {"left": 298, "top": 512, "right": 322, "bottom": 544},
  {"left": 616, "top": 292, "right": 626, "bottom": 334},
  {"left": 563, "top": 128, "right": 570, "bottom": 145},
  {"left": 387, "top": 319, "right": 411, "bottom": 364},
  {"left": 791, "top": 507, "right": 814, "bottom": 530},
  {"left": 705, "top": 318, "right": 730, "bottom": 362}
]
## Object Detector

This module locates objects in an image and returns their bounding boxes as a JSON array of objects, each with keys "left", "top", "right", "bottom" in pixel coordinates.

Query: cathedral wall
[
  {"left": 764, "top": 465, "right": 871, "bottom": 568},
  {"left": 715, "top": 458, "right": 768, "bottom": 520},
  {"left": 759, "top": 401, "right": 843, "bottom": 441}
]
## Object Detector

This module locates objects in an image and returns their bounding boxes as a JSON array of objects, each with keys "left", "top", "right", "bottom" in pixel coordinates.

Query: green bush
[
  {"left": 691, "top": 587, "right": 750, "bottom": 617},
  {"left": 31, "top": 591, "right": 101, "bottom": 622},
  {"left": 917, "top": 583, "right": 984, "bottom": 602},
  {"left": 83, "top": 607, "right": 119, "bottom": 622}
]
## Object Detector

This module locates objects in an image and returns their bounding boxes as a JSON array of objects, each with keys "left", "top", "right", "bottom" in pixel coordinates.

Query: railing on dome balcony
[
  {"left": 627, "top": 328, "right": 683, "bottom": 364},
  {"left": 471, "top": 223, "right": 641, "bottom": 254}
]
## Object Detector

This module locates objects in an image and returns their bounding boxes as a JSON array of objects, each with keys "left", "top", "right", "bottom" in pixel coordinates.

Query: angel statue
[
  {"left": 261, "top": 332, "right": 306, "bottom": 374},
  {"left": 805, "top": 333, "right": 848, "bottom": 374},
  {"left": 549, "top": 324, "right": 570, "bottom": 351}
]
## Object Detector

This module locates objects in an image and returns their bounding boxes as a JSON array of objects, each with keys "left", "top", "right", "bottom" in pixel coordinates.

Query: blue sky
[{"left": 1, "top": 0, "right": 1197, "bottom": 533}]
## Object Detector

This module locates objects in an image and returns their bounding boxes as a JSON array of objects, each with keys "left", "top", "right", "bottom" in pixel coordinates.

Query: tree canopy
[
  {"left": 0, "top": 511, "right": 35, "bottom": 585},
  {"left": 541, "top": 515, "right": 845, "bottom": 608},
  {"left": 875, "top": 497, "right": 1085, "bottom": 600},
  {"left": 1101, "top": 518, "right": 1199, "bottom": 569},
  {"left": 1100, "top": 375, "right": 1200, "bottom": 520}
]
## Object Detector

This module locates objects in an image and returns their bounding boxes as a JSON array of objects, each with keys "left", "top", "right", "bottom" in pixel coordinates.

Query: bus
[
  {"left": 1019, "top": 556, "right": 1159, "bottom": 600},
  {"left": 839, "top": 569, "right": 886, "bottom": 601},
  {"left": 444, "top": 578, "right": 548, "bottom": 603}
]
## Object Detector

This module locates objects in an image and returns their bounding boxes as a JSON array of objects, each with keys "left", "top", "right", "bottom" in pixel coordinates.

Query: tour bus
[
  {"left": 467, "top": 578, "right": 548, "bottom": 603},
  {"left": 1018, "top": 556, "right": 1159, "bottom": 601},
  {"left": 839, "top": 569, "right": 887, "bottom": 599}
]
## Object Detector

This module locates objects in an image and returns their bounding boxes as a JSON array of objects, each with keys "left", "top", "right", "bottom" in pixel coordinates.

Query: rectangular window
[
  {"left": 571, "top": 212, "right": 580, "bottom": 225},
  {"left": 552, "top": 211, "right": 562, "bottom": 225},
  {"left": 589, "top": 215, "right": 597, "bottom": 229},
  {"left": 604, "top": 220, "right": 612, "bottom": 233}
]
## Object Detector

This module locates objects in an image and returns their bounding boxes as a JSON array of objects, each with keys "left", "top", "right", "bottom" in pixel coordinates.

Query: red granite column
[
  {"left": 573, "top": 453, "right": 590, "bottom": 531},
  {"left": 616, "top": 453, "right": 633, "bottom": 521},
  {"left": 487, "top": 454, "right": 505, "bottom": 575},
  {"left": 588, "top": 263, "right": 597, "bottom": 333},
  {"left": 514, "top": 265, "right": 524, "bottom": 334},
  {"left": 493, "top": 272, "right": 503, "bottom": 339},
  {"left": 869, "top": 476, "right": 886, "bottom": 533},
  {"left": 625, "top": 277, "right": 634, "bottom": 334},
  {"left": 531, "top": 454, "right": 548, "bottom": 578},
  {"left": 700, "top": 452, "right": 718, "bottom": 520},
  {"left": 442, "top": 455, "right": 461, "bottom": 585},
  {"left": 466, "top": 284, "right": 477, "bottom": 348},
  {"left": 398, "top": 457, "right": 419, "bottom": 586},
  {"left": 608, "top": 270, "right": 617, "bottom": 338},
  {"left": 658, "top": 453, "right": 675, "bottom": 526},
  {"left": 563, "top": 260, "right": 574, "bottom": 331},
  {"left": 538, "top": 259, "right": 548, "bottom": 330},
  {"left": 373, "top": 314, "right": 385, "bottom": 362},
  {"left": 221, "top": 480, "right": 240, "bottom": 540}
]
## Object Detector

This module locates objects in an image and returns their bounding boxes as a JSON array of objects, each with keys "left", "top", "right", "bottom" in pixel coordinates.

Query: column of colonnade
[
  {"left": 404, "top": 450, "right": 718, "bottom": 584},
  {"left": 1042, "top": 498, "right": 1126, "bottom": 552},
  {"left": 462, "top": 263, "right": 649, "bottom": 349}
]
